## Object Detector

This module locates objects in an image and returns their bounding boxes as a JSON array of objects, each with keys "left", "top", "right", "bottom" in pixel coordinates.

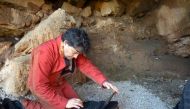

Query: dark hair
[{"left": 61, "top": 28, "right": 90, "bottom": 53}]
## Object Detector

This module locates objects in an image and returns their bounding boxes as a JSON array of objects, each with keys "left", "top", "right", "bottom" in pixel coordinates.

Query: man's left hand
[{"left": 102, "top": 81, "right": 119, "bottom": 93}]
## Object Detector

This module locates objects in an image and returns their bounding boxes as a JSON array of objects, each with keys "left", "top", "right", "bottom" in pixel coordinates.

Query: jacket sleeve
[
  {"left": 31, "top": 49, "right": 68, "bottom": 109},
  {"left": 76, "top": 54, "right": 107, "bottom": 86}
]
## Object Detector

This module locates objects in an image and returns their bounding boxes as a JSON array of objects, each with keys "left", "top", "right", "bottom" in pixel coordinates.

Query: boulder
[
  {"left": 41, "top": 4, "right": 53, "bottom": 14},
  {"left": 156, "top": 0, "right": 190, "bottom": 57},
  {"left": 123, "top": 0, "right": 160, "bottom": 17},
  {"left": 169, "top": 37, "right": 190, "bottom": 57},
  {"left": 1, "top": 0, "right": 45, "bottom": 10},
  {"left": 61, "top": 2, "right": 82, "bottom": 16},
  {"left": 81, "top": 6, "right": 92, "bottom": 17},
  {"left": 0, "top": 2, "right": 43, "bottom": 37},
  {"left": 157, "top": 5, "right": 188, "bottom": 42},
  {"left": 0, "top": 55, "right": 30, "bottom": 96},
  {"left": 14, "top": 9, "right": 76, "bottom": 55},
  {"left": 96, "top": 18, "right": 114, "bottom": 28},
  {"left": 100, "top": 0, "right": 125, "bottom": 16},
  {"left": 0, "top": 41, "right": 12, "bottom": 68},
  {"left": 0, "top": 41, "right": 12, "bottom": 55}
]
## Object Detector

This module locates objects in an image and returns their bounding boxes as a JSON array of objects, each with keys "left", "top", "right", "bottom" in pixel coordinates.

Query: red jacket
[{"left": 27, "top": 36, "right": 107, "bottom": 109}]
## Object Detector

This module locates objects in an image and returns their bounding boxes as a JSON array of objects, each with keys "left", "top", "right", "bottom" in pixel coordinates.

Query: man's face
[{"left": 62, "top": 41, "right": 80, "bottom": 59}]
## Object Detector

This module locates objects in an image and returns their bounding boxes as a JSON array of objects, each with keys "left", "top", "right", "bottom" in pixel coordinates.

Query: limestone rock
[
  {"left": 100, "top": 0, "right": 125, "bottom": 16},
  {"left": 157, "top": 5, "right": 188, "bottom": 42},
  {"left": 96, "top": 18, "right": 114, "bottom": 28},
  {"left": 41, "top": 4, "right": 53, "bottom": 13},
  {"left": 156, "top": 0, "right": 190, "bottom": 57},
  {"left": 94, "top": 10, "right": 102, "bottom": 17},
  {"left": 0, "top": 2, "right": 42, "bottom": 37},
  {"left": 169, "top": 37, "right": 190, "bottom": 57},
  {"left": 123, "top": 0, "right": 159, "bottom": 17},
  {"left": 0, "top": 41, "right": 12, "bottom": 55},
  {"left": 0, "top": 55, "right": 30, "bottom": 96},
  {"left": 61, "top": 2, "right": 82, "bottom": 15},
  {"left": 14, "top": 9, "right": 76, "bottom": 55},
  {"left": 1, "top": 0, "right": 45, "bottom": 10},
  {"left": 81, "top": 6, "right": 92, "bottom": 17},
  {"left": 0, "top": 41, "right": 12, "bottom": 68}
]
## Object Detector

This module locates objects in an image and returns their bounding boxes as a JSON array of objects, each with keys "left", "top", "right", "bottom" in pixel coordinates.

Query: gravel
[
  {"left": 75, "top": 81, "right": 170, "bottom": 109},
  {"left": 0, "top": 81, "right": 171, "bottom": 109}
]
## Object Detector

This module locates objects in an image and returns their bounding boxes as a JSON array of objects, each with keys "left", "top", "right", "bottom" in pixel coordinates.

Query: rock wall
[
  {"left": 0, "top": 55, "right": 30, "bottom": 96},
  {"left": 14, "top": 9, "right": 75, "bottom": 54},
  {"left": 156, "top": 0, "right": 190, "bottom": 57},
  {"left": 0, "top": 0, "right": 52, "bottom": 37}
]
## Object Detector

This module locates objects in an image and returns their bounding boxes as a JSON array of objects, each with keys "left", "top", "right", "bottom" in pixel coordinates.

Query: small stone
[
  {"left": 41, "top": 4, "right": 53, "bottom": 13},
  {"left": 100, "top": 0, "right": 125, "bottom": 16},
  {"left": 61, "top": 2, "right": 82, "bottom": 15},
  {"left": 81, "top": 6, "right": 92, "bottom": 17}
]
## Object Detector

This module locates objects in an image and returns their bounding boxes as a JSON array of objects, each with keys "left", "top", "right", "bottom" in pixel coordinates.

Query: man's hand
[
  {"left": 102, "top": 81, "right": 119, "bottom": 93},
  {"left": 66, "top": 98, "right": 84, "bottom": 109}
]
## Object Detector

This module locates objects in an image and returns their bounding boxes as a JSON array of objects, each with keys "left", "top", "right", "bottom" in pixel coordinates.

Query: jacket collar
[{"left": 55, "top": 35, "right": 66, "bottom": 66}]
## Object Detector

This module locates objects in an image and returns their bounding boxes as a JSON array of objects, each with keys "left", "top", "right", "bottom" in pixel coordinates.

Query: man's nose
[{"left": 73, "top": 54, "right": 79, "bottom": 59}]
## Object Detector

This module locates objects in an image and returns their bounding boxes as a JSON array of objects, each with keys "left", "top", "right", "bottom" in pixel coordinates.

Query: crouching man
[{"left": 21, "top": 28, "right": 119, "bottom": 109}]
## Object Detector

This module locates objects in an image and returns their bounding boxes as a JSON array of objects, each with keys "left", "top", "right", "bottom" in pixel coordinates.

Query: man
[{"left": 22, "top": 28, "right": 119, "bottom": 109}]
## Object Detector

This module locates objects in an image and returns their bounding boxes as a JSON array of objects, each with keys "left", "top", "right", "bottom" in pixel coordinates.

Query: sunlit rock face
[
  {"left": 0, "top": 0, "right": 52, "bottom": 37},
  {"left": 14, "top": 9, "right": 76, "bottom": 54},
  {"left": 156, "top": 0, "right": 190, "bottom": 57},
  {"left": 0, "top": 55, "right": 30, "bottom": 96}
]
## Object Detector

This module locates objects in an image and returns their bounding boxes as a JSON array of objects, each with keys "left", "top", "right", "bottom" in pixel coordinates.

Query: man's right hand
[{"left": 66, "top": 98, "right": 84, "bottom": 109}]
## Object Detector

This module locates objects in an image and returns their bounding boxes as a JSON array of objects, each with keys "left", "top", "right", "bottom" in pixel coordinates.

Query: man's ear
[{"left": 63, "top": 40, "right": 68, "bottom": 46}]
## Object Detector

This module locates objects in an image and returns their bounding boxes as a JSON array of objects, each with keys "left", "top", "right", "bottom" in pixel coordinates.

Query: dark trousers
[
  {"left": 174, "top": 81, "right": 190, "bottom": 109},
  {"left": 0, "top": 98, "right": 24, "bottom": 109}
]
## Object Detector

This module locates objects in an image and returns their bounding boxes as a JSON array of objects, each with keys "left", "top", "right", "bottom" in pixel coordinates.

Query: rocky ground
[
  {"left": 0, "top": 79, "right": 186, "bottom": 109},
  {"left": 75, "top": 79, "right": 187, "bottom": 109},
  {"left": 75, "top": 81, "right": 170, "bottom": 109},
  {"left": 131, "top": 78, "right": 186, "bottom": 108}
]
